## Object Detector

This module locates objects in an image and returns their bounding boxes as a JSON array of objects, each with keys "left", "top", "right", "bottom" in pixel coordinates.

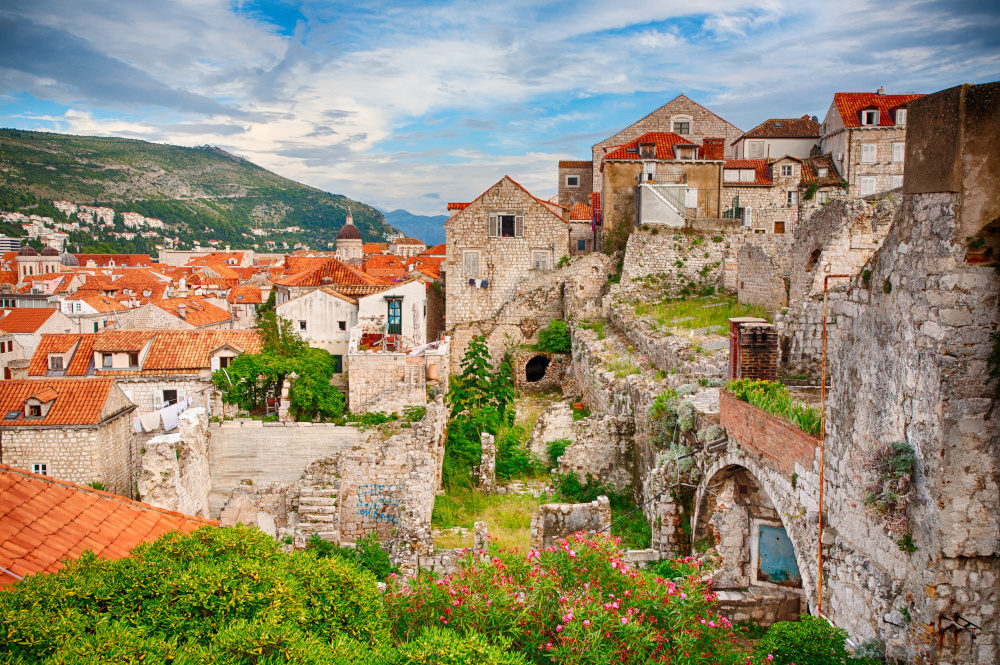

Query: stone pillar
[
  {"left": 278, "top": 372, "right": 296, "bottom": 422},
  {"left": 479, "top": 432, "right": 495, "bottom": 491},
  {"left": 473, "top": 520, "right": 490, "bottom": 551}
]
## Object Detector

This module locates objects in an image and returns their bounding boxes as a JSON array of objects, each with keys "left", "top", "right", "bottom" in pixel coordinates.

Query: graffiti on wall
[{"left": 356, "top": 483, "right": 400, "bottom": 524}]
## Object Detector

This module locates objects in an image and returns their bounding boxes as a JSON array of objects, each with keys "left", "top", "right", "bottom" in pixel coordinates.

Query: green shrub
[
  {"left": 753, "top": 615, "right": 850, "bottom": 665},
  {"left": 647, "top": 556, "right": 702, "bottom": 580},
  {"left": 402, "top": 405, "right": 427, "bottom": 422},
  {"left": 307, "top": 532, "right": 397, "bottom": 581},
  {"left": 537, "top": 319, "right": 571, "bottom": 354},
  {"left": 394, "top": 627, "right": 530, "bottom": 665},
  {"left": 547, "top": 438, "right": 571, "bottom": 468}
]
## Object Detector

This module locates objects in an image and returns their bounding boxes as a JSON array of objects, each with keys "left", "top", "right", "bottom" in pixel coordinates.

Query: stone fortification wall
[
  {"left": 735, "top": 237, "right": 791, "bottom": 311},
  {"left": 819, "top": 83, "right": 999, "bottom": 663},
  {"left": 619, "top": 228, "right": 728, "bottom": 295},
  {"left": 138, "top": 408, "right": 211, "bottom": 517},
  {"left": 530, "top": 496, "right": 611, "bottom": 550}
]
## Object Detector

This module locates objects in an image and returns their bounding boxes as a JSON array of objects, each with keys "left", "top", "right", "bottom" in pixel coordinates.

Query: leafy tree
[
  {"left": 536, "top": 319, "right": 571, "bottom": 354},
  {"left": 449, "top": 336, "right": 494, "bottom": 417}
]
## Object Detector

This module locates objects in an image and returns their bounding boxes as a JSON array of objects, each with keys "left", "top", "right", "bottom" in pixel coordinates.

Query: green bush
[
  {"left": 753, "top": 615, "right": 850, "bottom": 665},
  {"left": 394, "top": 627, "right": 529, "bottom": 665},
  {"left": 307, "top": 532, "right": 397, "bottom": 581},
  {"left": 536, "top": 319, "right": 571, "bottom": 354},
  {"left": 547, "top": 438, "right": 571, "bottom": 468}
]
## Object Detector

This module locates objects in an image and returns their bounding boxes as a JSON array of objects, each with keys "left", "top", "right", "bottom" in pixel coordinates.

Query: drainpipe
[{"left": 818, "top": 273, "right": 851, "bottom": 615}]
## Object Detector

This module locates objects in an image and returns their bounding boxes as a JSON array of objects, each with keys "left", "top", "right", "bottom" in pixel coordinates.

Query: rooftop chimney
[
  {"left": 702, "top": 137, "right": 725, "bottom": 161},
  {"left": 177, "top": 302, "right": 187, "bottom": 320},
  {"left": 877, "top": 86, "right": 885, "bottom": 96}
]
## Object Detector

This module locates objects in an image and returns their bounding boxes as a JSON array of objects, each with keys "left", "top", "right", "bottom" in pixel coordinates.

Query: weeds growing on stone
[{"left": 635, "top": 295, "right": 768, "bottom": 331}]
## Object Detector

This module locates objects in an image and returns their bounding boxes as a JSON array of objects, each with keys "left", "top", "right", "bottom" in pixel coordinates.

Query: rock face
[{"left": 138, "top": 408, "right": 211, "bottom": 517}]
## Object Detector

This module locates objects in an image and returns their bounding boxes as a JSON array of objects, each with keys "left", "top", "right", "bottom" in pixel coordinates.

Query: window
[
  {"left": 774, "top": 221, "right": 786, "bottom": 234},
  {"left": 463, "top": 251, "right": 480, "bottom": 278},
  {"left": 26, "top": 403, "right": 41, "bottom": 418},
  {"left": 49, "top": 356, "right": 63, "bottom": 371},
  {"left": 859, "top": 177, "right": 876, "bottom": 196},
  {"left": 787, "top": 191, "right": 798, "bottom": 206},
  {"left": 532, "top": 251, "right": 550, "bottom": 271},
  {"left": 162, "top": 389, "right": 178, "bottom": 406},
  {"left": 128, "top": 352, "right": 139, "bottom": 367},
  {"left": 748, "top": 142, "right": 765, "bottom": 158},
  {"left": 723, "top": 170, "right": 739, "bottom": 183},
  {"left": 891, "top": 175, "right": 904, "bottom": 189},
  {"left": 75, "top": 302, "right": 82, "bottom": 312},
  {"left": 219, "top": 356, "right": 232, "bottom": 369},
  {"left": 861, "top": 109, "right": 879, "bottom": 125},
  {"left": 565, "top": 175, "right": 579, "bottom": 187},
  {"left": 817, "top": 167, "right": 829, "bottom": 179},
  {"left": 685, "top": 188, "right": 698, "bottom": 208},
  {"left": 781, "top": 165, "right": 793, "bottom": 176},
  {"left": 895, "top": 108, "right": 907, "bottom": 126},
  {"left": 386, "top": 298, "right": 402, "bottom": 335},
  {"left": 338, "top": 320, "right": 346, "bottom": 331},
  {"left": 32, "top": 463, "right": 47, "bottom": 476},
  {"left": 860, "top": 144, "right": 877, "bottom": 163},
  {"left": 488, "top": 213, "right": 523, "bottom": 238},
  {"left": 93, "top": 322, "right": 99, "bottom": 333},
  {"left": 892, "top": 142, "right": 905, "bottom": 163},
  {"left": 741, "top": 169, "right": 756, "bottom": 182},
  {"left": 577, "top": 239, "right": 587, "bottom": 251},
  {"left": 332, "top": 355, "right": 343, "bottom": 373},
  {"left": 672, "top": 121, "right": 690, "bottom": 134},
  {"left": 298, "top": 320, "right": 307, "bottom": 331},
  {"left": 102, "top": 353, "right": 112, "bottom": 368},
  {"left": 817, "top": 191, "right": 830, "bottom": 204}
]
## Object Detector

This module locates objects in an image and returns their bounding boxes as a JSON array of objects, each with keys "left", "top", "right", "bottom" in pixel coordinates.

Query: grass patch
[
  {"left": 432, "top": 487, "right": 540, "bottom": 552},
  {"left": 635, "top": 295, "right": 768, "bottom": 331},
  {"left": 606, "top": 354, "right": 642, "bottom": 377},
  {"left": 727, "top": 379, "right": 821, "bottom": 436}
]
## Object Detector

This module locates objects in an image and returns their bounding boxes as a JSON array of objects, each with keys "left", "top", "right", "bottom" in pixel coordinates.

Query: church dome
[
  {"left": 40, "top": 246, "right": 59, "bottom": 256},
  {"left": 336, "top": 222, "right": 362, "bottom": 241},
  {"left": 17, "top": 246, "right": 37, "bottom": 257},
  {"left": 60, "top": 252, "right": 80, "bottom": 266}
]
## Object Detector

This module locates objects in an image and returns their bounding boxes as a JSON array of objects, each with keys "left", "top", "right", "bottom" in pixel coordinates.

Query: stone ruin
[
  {"left": 530, "top": 496, "right": 611, "bottom": 550},
  {"left": 137, "top": 407, "right": 211, "bottom": 518}
]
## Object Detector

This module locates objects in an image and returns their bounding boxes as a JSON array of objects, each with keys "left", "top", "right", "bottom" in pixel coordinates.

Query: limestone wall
[
  {"left": 138, "top": 408, "right": 211, "bottom": 517},
  {"left": 736, "top": 238, "right": 791, "bottom": 311},
  {"left": 530, "top": 496, "right": 611, "bottom": 550},
  {"left": 619, "top": 228, "right": 728, "bottom": 295}
]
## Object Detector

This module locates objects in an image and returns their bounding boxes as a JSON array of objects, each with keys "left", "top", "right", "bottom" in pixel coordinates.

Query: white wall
[
  {"left": 358, "top": 280, "right": 426, "bottom": 346},
  {"left": 275, "top": 288, "right": 357, "bottom": 357}
]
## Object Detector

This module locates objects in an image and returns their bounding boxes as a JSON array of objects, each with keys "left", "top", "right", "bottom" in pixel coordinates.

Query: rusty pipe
[{"left": 818, "top": 273, "right": 851, "bottom": 615}]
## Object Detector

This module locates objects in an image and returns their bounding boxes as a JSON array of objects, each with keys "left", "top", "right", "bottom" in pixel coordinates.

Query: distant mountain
[
  {"left": 0, "top": 128, "right": 397, "bottom": 246},
  {"left": 383, "top": 209, "right": 448, "bottom": 246}
]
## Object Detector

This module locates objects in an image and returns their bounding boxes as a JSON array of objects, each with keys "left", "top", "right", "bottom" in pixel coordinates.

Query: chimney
[
  {"left": 702, "top": 137, "right": 725, "bottom": 161},
  {"left": 877, "top": 86, "right": 885, "bottom": 96},
  {"left": 8, "top": 359, "right": 29, "bottom": 380},
  {"left": 177, "top": 302, "right": 187, "bottom": 320}
]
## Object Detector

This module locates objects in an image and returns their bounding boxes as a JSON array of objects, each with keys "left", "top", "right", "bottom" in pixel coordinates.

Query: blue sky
[{"left": 1, "top": 0, "right": 998, "bottom": 215}]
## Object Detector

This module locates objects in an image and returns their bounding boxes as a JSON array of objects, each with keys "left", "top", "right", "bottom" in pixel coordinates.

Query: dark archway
[{"left": 525, "top": 355, "right": 550, "bottom": 382}]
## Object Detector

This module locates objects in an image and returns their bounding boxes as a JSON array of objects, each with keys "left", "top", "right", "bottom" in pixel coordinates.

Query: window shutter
[
  {"left": 211, "top": 356, "right": 220, "bottom": 371},
  {"left": 514, "top": 215, "right": 524, "bottom": 237},
  {"left": 861, "top": 144, "right": 877, "bottom": 163},
  {"left": 684, "top": 188, "right": 698, "bottom": 208},
  {"left": 488, "top": 214, "right": 498, "bottom": 238}
]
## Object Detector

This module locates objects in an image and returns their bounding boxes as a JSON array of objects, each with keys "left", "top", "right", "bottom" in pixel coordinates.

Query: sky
[{"left": 1, "top": 1, "right": 998, "bottom": 216}]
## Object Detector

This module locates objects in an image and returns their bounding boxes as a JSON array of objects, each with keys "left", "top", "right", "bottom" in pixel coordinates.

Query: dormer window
[
  {"left": 861, "top": 109, "right": 879, "bottom": 126},
  {"left": 895, "top": 108, "right": 907, "bottom": 126},
  {"left": 128, "top": 352, "right": 139, "bottom": 367},
  {"left": 102, "top": 353, "right": 112, "bottom": 368},
  {"left": 817, "top": 167, "right": 829, "bottom": 179},
  {"left": 27, "top": 404, "right": 41, "bottom": 418},
  {"left": 49, "top": 356, "right": 63, "bottom": 371},
  {"left": 639, "top": 142, "right": 656, "bottom": 158}
]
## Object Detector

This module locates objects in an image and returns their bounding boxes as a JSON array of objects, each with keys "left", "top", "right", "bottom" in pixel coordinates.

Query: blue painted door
[
  {"left": 757, "top": 524, "right": 801, "bottom": 587},
  {"left": 387, "top": 299, "right": 402, "bottom": 335}
]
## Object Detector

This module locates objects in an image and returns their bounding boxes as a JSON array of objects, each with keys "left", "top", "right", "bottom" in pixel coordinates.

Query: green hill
[{"left": 0, "top": 128, "right": 396, "bottom": 247}]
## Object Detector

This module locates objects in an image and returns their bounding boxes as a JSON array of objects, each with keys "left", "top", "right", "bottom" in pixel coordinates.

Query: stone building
[
  {"left": 272, "top": 256, "right": 385, "bottom": 305},
  {"left": 567, "top": 202, "right": 595, "bottom": 254},
  {"left": 731, "top": 115, "right": 819, "bottom": 160},
  {"left": 334, "top": 209, "right": 363, "bottom": 262},
  {"left": 388, "top": 238, "right": 427, "bottom": 258},
  {"left": 444, "top": 176, "right": 571, "bottom": 360},
  {"left": 591, "top": 94, "right": 743, "bottom": 197},
  {"left": 721, "top": 156, "right": 807, "bottom": 234},
  {"left": 819, "top": 89, "right": 924, "bottom": 197},
  {"left": 0, "top": 308, "right": 77, "bottom": 362},
  {"left": 0, "top": 378, "right": 136, "bottom": 496},
  {"left": 27, "top": 329, "right": 262, "bottom": 417},
  {"left": 226, "top": 285, "right": 262, "bottom": 329},
  {"left": 15, "top": 246, "right": 61, "bottom": 282},
  {"left": 557, "top": 160, "right": 593, "bottom": 207}
]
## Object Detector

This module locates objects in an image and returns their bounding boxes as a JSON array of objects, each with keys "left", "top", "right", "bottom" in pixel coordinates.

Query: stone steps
[{"left": 299, "top": 496, "right": 337, "bottom": 506}]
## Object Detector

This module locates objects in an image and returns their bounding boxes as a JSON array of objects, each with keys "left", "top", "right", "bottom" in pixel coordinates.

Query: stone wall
[
  {"left": 138, "top": 408, "right": 211, "bottom": 517},
  {"left": 530, "top": 496, "right": 612, "bottom": 550},
  {"left": 558, "top": 161, "right": 593, "bottom": 208},
  {"left": 736, "top": 242, "right": 789, "bottom": 311},
  {"left": 510, "top": 348, "right": 567, "bottom": 393},
  {"left": 718, "top": 390, "right": 818, "bottom": 477},
  {"left": 619, "top": 228, "right": 728, "bottom": 294},
  {"left": 347, "top": 353, "right": 426, "bottom": 414}
]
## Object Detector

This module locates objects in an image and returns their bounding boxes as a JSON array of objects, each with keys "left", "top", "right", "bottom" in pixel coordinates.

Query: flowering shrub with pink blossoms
[{"left": 385, "top": 532, "right": 749, "bottom": 664}]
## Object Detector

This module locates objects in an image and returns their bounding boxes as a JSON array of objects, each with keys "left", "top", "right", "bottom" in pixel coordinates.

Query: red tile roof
[
  {"left": 603, "top": 132, "right": 701, "bottom": 160},
  {"left": 363, "top": 243, "right": 388, "bottom": 255},
  {"left": 420, "top": 243, "right": 446, "bottom": 256},
  {"left": 447, "top": 202, "right": 470, "bottom": 211},
  {"left": 274, "top": 257, "right": 385, "bottom": 288},
  {"left": 0, "top": 308, "right": 58, "bottom": 333},
  {"left": 0, "top": 464, "right": 215, "bottom": 586},
  {"left": 63, "top": 295, "right": 129, "bottom": 313},
  {"left": 74, "top": 254, "right": 152, "bottom": 268},
  {"left": 723, "top": 159, "right": 773, "bottom": 186},
  {"left": 392, "top": 238, "right": 425, "bottom": 246},
  {"left": 152, "top": 297, "right": 233, "bottom": 328},
  {"left": 362, "top": 254, "right": 408, "bottom": 280},
  {"left": 833, "top": 92, "right": 925, "bottom": 128},
  {"left": 0, "top": 379, "right": 123, "bottom": 427},
  {"left": 409, "top": 256, "right": 444, "bottom": 279},
  {"left": 736, "top": 115, "right": 820, "bottom": 142},
  {"left": 227, "top": 285, "right": 262, "bottom": 304},
  {"left": 558, "top": 160, "right": 592, "bottom": 168},
  {"left": 800, "top": 153, "right": 843, "bottom": 186},
  {"left": 569, "top": 202, "right": 593, "bottom": 221}
]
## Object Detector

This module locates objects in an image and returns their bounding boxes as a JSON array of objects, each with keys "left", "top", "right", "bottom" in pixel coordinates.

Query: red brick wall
[
  {"left": 738, "top": 324, "right": 778, "bottom": 381},
  {"left": 719, "top": 389, "right": 818, "bottom": 476}
]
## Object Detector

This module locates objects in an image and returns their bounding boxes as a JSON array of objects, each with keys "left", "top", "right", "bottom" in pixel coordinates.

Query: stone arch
[
  {"left": 525, "top": 355, "right": 550, "bottom": 382},
  {"left": 692, "top": 453, "right": 816, "bottom": 612}
]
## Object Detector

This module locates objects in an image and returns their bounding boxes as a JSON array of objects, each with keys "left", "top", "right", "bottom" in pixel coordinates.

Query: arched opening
[
  {"left": 525, "top": 355, "right": 550, "bottom": 382},
  {"left": 806, "top": 248, "right": 822, "bottom": 272}
]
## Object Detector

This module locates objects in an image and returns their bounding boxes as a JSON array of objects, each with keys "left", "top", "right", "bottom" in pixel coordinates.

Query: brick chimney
[{"left": 702, "top": 137, "right": 725, "bottom": 161}]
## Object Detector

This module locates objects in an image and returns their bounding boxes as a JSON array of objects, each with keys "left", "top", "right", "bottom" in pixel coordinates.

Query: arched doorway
[{"left": 525, "top": 355, "right": 550, "bottom": 382}]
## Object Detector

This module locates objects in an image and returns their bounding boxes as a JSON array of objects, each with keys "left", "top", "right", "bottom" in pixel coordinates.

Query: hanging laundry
[
  {"left": 133, "top": 416, "right": 142, "bottom": 434},
  {"left": 139, "top": 411, "right": 161, "bottom": 432},
  {"left": 161, "top": 403, "right": 181, "bottom": 431}
]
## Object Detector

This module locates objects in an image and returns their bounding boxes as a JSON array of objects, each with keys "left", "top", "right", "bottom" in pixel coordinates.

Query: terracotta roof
[
  {"left": 723, "top": 159, "right": 773, "bottom": 186},
  {"left": 833, "top": 92, "right": 925, "bottom": 128},
  {"left": 0, "top": 308, "right": 58, "bottom": 333},
  {"left": 409, "top": 256, "right": 444, "bottom": 279},
  {"left": 362, "top": 254, "right": 408, "bottom": 280},
  {"left": 447, "top": 202, "right": 470, "bottom": 211},
  {"left": 0, "top": 270, "right": 16, "bottom": 285},
  {"left": 736, "top": 115, "right": 819, "bottom": 142},
  {"left": 603, "top": 132, "right": 702, "bottom": 160},
  {"left": 559, "top": 160, "right": 592, "bottom": 168},
  {"left": 151, "top": 297, "right": 233, "bottom": 328},
  {"left": 569, "top": 202, "right": 593, "bottom": 221},
  {"left": 420, "top": 243, "right": 446, "bottom": 256},
  {"left": 139, "top": 330, "right": 260, "bottom": 372},
  {"left": 185, "top": 252, "right": 245, "bottom": 267},
  {"left": 74, "top": 254, "right": 152, "bottom": 267},
  {"left": 227, "top": 285, "right": 262, "bottom": 304},
  {"left": 274, "top": 257, "right": 385, "bottom": 288},
  {"left": 63, "top": 295, "right": 129, "bottom": 313},
  {"left": 0, "top": 379, "right": 123, "bottom": 427},
  {"left": 800, "top": 153, "right": 843, "bottom": 186},
  {"left": 392, "top": 238, "right": 425, "bottom": 246},
  {"left": 0, "top": 464, "right": 215, "bottom": 587}
]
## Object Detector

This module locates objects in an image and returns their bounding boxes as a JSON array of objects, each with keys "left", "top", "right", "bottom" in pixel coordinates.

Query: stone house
[
  {"left": 721, "top": 156, "right": 807, "bottom": 234},
  {"left": 226, "top": 285, "right": 262, "bottom": 329},
  {"left": 0, "top": 308, "right": 77, "bottom": 361},
  {"left": 600, "top": 132, "right": 726, "bottom": 233},
  {"left": 444, "top": 176, "right": 570, "bottom": 358},
  {"left": 732, "top": 115, "right": 820, "bottom": 160},
  {"left": 272, "top": 256, "right": 385, "bottom": 305},
  {"left": 389, "top": 238, "right": 427, "bottom": 258},
  {"left": 0, "top": 333, "right": 27, "bottom": 379},
  {"left": 0, "top": 378, "right": 136, "bottom": 496},
  {"left": 27, "top": 329, "right": 262, "bottom": 416},
  {"left": 114, "top": 297, "right": 233, "bottom": 330},
  {"left": 591, "top": 94, "right": 743, "bottom": 197},
  {"left": 798, "top": 153, "right": 848, "bottom": 218},
  {"left": 557, "top": 160, "right": 594, "bottom": 207},
  {"left": 819, "top": 89, "right": 924, "bottom": 197},
  {"left": 568, "top": 202, "right": 595, "bottom": 255}
]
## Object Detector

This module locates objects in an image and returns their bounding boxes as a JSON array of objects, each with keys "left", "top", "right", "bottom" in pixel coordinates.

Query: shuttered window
[
  {"left": 859, "top": 177, "right": 876, "bottom": 196},
  {"left": 684, "top": 188, "right": 698, "bottom": 208},
  {"left": 861, "top": 144, "right": 877, "bottom": 163},
  {"left": 463, "top": 251, "right": 480, "bottom": 278},
  {"left": 892, "top": 142, "right": 905, "bottom": 163}
]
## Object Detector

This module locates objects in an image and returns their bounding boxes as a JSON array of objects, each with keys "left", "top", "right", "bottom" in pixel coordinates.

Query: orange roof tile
[
  {"left": 74, "top": 254, "right": 152, "bottom": 268},
  {"left": 604, "top": 132, "right": 700, "bottom": 160},
  {"left": 834, "top": 92, "right": 925, "bottom": 128},
  {"left": 558, "top": 160, "right": 592, "bottom": 168},
  {"left": 723, "top": 159, "right": 773, "bottom": 186},
  {"left": 363, "top": 243, "right": 388, "bottom": 254},
  {"left": 227, "top": 285, "right": 262, "bottom": 304},
  {"left": 274, "top": 257, "right": 385, "bottom": 288},
  {"left": 447, "top": 202, "right": 470, "bottom": 211},
  {"left": 735, "top": 115, "right": 820, "bottom": 142},
  {"left": 362, "top": 254, "right": 408, "bottom": 280},
  {"left": 800, "top": 153, "right": 842, "bottom": 186},
  {"left": 0, "top": 308, "right": 58, "bottom": 333},
  {"left": 409, "top": 256, "right": 444, "bottom": 279},
  {"left": 420, "top": 243, "right": 446, "bottom": 256},
  {"left": 0, "top": 464, "right": 215, "bottom": 586},
  {"left": 569, "top": 202, "right": 593, "bottom": 221},
  {"left": 0, "top": 379, "right": 124, "bottom": 427},
  {"left": 151, "top": 297, "right": 232, "bottom": 328}
]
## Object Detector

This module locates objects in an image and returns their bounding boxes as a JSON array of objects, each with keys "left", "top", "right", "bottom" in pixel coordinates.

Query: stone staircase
[{"left": 295, "top": 487, "right": 340, "bottom": 543}]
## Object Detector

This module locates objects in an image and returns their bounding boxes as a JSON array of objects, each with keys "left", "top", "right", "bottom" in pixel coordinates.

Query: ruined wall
[
  {"left": 736, "top": 240, "right": 790, "bottom": 311},
  {"left": 510, "top": 348, "right": 567, "bottom": 394},
  {"left": 348, "top": 353, "right": 426, "bottom": 414},
  {"left": 138, "top": 408, "right": 211, "bottom": 517},
  {"left": 820, "top": 83, "right": 1000, "bottom": 664},
  {"left": 530, "top": 496, "right": 612, "bottom": 550},
  {"left": 619, "top": 228, "right": 728, "bottom": 294}
]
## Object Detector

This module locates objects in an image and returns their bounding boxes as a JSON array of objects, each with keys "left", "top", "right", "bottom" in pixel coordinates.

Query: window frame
[
  {"left": 531, "top": 251, "right": 551, "bottom": 271},
  {"left": 895, "top": 108, "right": 907, "bottom": 126},
  {"left": 488, "top": 212, "right": 524, "bottom": 239},
  {"left": 859, "top": 177, "right": 877, "bottom": 197},
  {"left": 892, "top": 142, "right": 905, "bottom": 163},
  {"left": 102, "top": 353, "right": 113, "bottom": 368},
  {"left": 49, "top": 355, "right": 63, "bottom": 371},
  {"left": 780, "top": 164, "right": 794, "bottom": 177},
  {"left": 576, "top": 238, "right": 587, "bottom": 252},
  {"left": 565, "top": 175, "right": 580, "bottom": 188},
  {"left": 298, "top": 320, "right": 307, "bottom": 331},
  {"left": 463, "top": 250, "right": 480, "bottom": 279},
  {"left": 162, "top": 389, "right": 178, "bottom": 407},
  {"left": 748, "top": 141, "right": 765, "bottom": 158},
  {"left": 672, "top": 119, "right": 691, "bottom": 135},
  {"left": 27, "top": 404, "right": 42, "bottom": 418},
  {"left": 32, "top": 463, "right": 47, "bottom": 476},
  {"left": 860, "top": 144, "right": 877, "bottom": 164},
  {"left": 861, "top": 109, "right": 879, "bottom": 126},
  {"left": 787, "top": 191, "right": 798, "bottom": 206}
]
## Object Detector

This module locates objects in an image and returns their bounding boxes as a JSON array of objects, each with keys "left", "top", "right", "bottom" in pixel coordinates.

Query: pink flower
[
  {"left": 621, "top": 617, "right": 628, "bottom": 625},
  {"left": 556, "top": 625, "right": 563, "bottom": 633},
  {"left": 766, "top": 656, "right": 774, "bottom": 663},
  {"left": 583, "top": 620, "right": 591, "bottom": 627}
]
